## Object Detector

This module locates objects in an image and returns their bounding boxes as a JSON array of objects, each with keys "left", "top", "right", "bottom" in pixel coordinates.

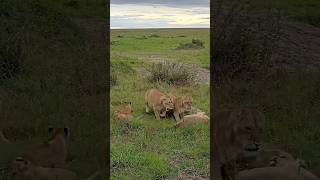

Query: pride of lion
[
  {"left": 113, "top": 88, "right": 209, "bottom": 128},
  {"left": 2, "top": 128, "right": 101, "bottom": 180}
]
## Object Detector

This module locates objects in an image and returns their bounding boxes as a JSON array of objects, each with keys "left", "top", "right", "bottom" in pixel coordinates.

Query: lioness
[
  {"left": 144, "top": 89, "right": 174, "bottom": 119},
  {"left": 167, "top": 93, "right": 193, "bottom": 121},
  {"left": 19, "top": 128, "right": 69, "bottom": 168},
  {"left": 174, "top": 111, "right": 209, "bottom": 128},
  {"left": 213, "top": 106, "right": 265, "bottom": 179},
  {"left": 113, "top": 102, "right": 133, "bottom": 121},
  {"left": 12, "top": 157, "right": 103, "bottom": 180}
]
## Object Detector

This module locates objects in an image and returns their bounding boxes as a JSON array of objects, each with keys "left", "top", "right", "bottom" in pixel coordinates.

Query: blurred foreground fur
[{"left": 18, "top": 128, "right": 69, "bottom": 169}]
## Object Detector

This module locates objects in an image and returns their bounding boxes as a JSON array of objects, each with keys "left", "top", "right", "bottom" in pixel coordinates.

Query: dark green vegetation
[
  {"left": 215, "top": 0, "right": 320, "bottom": 176},
  {"left": 0, "top": 0, "right": 107, "bottom": 179},
  {"left": 226, "top": 0, "right": 320, "bottom": 27},
  {"left": 110, "top": 29, "right": 210, "bottom": 179}
]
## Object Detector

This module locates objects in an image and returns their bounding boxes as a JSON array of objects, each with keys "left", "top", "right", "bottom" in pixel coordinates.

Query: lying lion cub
[
  {"left": 167, "top": 93, "right": 193, "bottom": 121},
  {"left": 19, "top": 128, "right": 69, "bottom": 168},
  {"left": 174, "top": 111, "right": 209, "bottom": 128},
  {"left": 113, "top": 102, "right": 133, "bottom": 121},
  {"left": 144, "top": 89, "right": 174, "bottom": 119}
]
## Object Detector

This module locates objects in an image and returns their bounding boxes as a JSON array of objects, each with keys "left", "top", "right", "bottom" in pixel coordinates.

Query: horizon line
[{"left": 110, "top": 27, "right": 210, "bottom": 30}]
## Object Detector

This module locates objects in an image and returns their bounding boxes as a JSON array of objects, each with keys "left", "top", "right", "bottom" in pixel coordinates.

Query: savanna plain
[{"left": 110, "top": 28, "right": 210, "bottom": 179}]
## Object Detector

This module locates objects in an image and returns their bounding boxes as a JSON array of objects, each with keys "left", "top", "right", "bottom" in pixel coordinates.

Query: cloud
[
  {"left": 110, "top": 0, "right": 209, "bottom": 7},
  {"left": 110, "top": 3, "right": 209, "bottom": 29}
]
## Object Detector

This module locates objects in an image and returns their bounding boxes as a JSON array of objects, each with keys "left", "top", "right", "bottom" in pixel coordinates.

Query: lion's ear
[
  {"left": 48, "top": 127, "right": 53, "bottom": 134},
  {"left": 64, "top": 128, "right": 69, "bottom": 136}
]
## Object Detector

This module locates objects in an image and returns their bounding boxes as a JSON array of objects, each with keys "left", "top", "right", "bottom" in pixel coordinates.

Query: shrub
[
  {"left": 147, "top": 61, "right": 194, "bottom": 86},
  {"left": 149, "top": 34, "right": 160, "bottom": 38},
  {"left": 176, "top": 39, "right": 205, "bottom": 49},
  {"left": 136, "top": 36, "right": 148, "bottom": 40}
]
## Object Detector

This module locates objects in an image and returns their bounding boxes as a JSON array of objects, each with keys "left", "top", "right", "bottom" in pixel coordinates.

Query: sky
[{"left": 110, "top": 0, "right": 210, "bottom": 29}]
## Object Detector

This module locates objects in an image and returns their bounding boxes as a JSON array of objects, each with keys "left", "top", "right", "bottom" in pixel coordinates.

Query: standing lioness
[
  {"left": 144, "top": 89, "right": 174, "bottom": 119},
  {"left": 167, "top": 93, "right": 193, "bottom": 121},
  {"left": 19, "top": 128, "right": 69, "bottom": 168}
]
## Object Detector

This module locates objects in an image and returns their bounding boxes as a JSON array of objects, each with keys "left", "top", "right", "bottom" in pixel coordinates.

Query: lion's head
[
  {"left": 122, "top": 102, "right": 133, "bottom": 113},
  {"left": 48, "top": 127, "right": 69, "bottom": 140},
  {"left": 160, "top": 95, "right": 174, "bottom": 111},
  {"left": 11, "top": 157, "right": 30, "bottom": 180},
  {"left": 214, "top": 106, "right": 265, "bottom": 163},
  {"left": 181, "top": 96, "right": 193, "bottom": 112}
]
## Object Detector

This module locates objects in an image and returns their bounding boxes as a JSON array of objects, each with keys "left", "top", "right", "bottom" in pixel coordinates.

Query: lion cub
[
  {"left": 113, "top": 102, "right": 133, "bottom": 121},
  {"left": 19, "top": 128, "right": 69, "bottom": 169},
  {"left": 11, "top": 157, "right": 78, "bottom": 180},
  {"left": 167, "top": 93, "right": 193, "bottom": 121},
  {"left": 144, "top": 89, "right": 174, "bottom": 119},
  {"left": 174, "top": 111, "right": 209, "bottom": 128}
]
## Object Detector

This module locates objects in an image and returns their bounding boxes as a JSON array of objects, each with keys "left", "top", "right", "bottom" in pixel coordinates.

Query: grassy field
[
  {"left": 0, "top": 0, "right": 107, "bottom": 179},
  {"left": 110, "top": 29, "right": 210, "bottom": 179}
]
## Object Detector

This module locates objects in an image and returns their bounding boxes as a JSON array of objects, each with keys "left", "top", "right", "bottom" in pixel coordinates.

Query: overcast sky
[{"left": 110, "top": 0, "right": 210, "bottom": 29}]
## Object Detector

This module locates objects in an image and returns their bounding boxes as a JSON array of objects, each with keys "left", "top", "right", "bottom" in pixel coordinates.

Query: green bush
[{"left": 176, "top": 39, "right": 204, "bottom": 49}]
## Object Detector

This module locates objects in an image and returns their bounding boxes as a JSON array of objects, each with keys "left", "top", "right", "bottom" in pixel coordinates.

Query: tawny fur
[
  {"left": 19, "top": 128, "right": 68, "bottom": 169},
  {"left": 167, "top": 93, "right": 193, "bottom": 121},
  {"left": 174, "top": 111, "right": 209, "bottom": 128},
  {"left": 113, "top": 102, "right": 133, "bottom": 121},
  {"left": 12, "top": 157, "right": 78, "bottom": 180},
  {"left": 144, "top": 89, "right": 174, "bottom": 119},
  {"left": 236, "top": 155, "right": 319, "bottom": 180},
  {"left": 213, "top": 106, "right": 265, "bottom": 180},
  {"left": 214, "top": 106, "right": 265, "bottom": 164}
]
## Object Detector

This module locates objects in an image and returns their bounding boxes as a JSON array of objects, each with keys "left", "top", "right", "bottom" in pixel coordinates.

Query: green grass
[
  {"left": 110, "top": 29, "right": 210, "bottom": 179},
  {"left": 111, "top": 29, "right": 210, "bottom": 67},
  {"left": 0, "top": 0, "right": 107, "bottom": 179}
]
